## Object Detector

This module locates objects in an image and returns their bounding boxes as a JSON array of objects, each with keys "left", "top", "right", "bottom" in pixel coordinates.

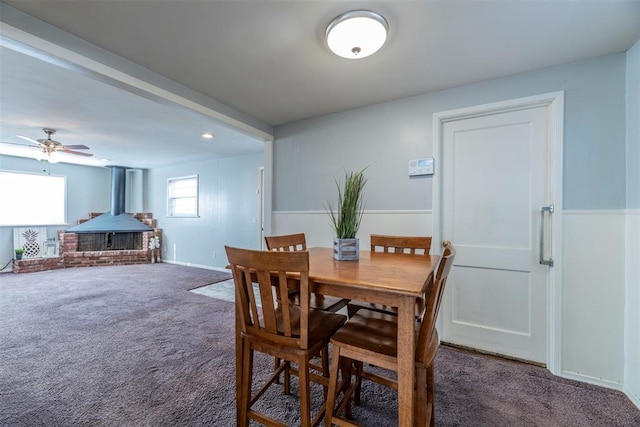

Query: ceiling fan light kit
[{"left": 326, "top": 10, "right": 389, "bottom": 59}]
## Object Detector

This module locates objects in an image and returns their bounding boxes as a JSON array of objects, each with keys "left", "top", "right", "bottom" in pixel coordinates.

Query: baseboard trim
[
  {"left": 623, "top": 384, "right": 640, "bottom": 410},
  {"left": 160, "top": 259, "right": 229, "bottom": 273},
  {"left": 560, "top": 370, "right": 623, "bottom": 392}
]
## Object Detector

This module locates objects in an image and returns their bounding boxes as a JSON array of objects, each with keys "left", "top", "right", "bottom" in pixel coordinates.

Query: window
[
  {"left": 0, "top": 171, "right": 66, "bottom": 226},
  {"left": 167, "top": 175, "right": 199, "bottom": 217}
]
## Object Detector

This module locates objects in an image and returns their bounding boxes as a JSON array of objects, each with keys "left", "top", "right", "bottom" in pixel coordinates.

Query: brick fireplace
[
  {"left": 12, "top": 212, "right": 161, "bottom": 274},
  {"left": 12, "top": 166, "right": 163, "bottom": 274}
]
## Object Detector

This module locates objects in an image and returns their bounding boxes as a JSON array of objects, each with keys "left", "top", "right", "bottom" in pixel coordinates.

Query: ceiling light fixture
[
  {"left": 32, "top": 150, "right": 57, "bottom": 164},
  {"left": 202, "top": 133, "right": 214, "bottom": 139},
  {"left": 326, "top": 10, "right": 389, "bottom": 59}
]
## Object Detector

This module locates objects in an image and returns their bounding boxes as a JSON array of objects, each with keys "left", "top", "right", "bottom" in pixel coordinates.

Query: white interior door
[{"left": 439, "top": 105, "right": 552, "bottom": 364}]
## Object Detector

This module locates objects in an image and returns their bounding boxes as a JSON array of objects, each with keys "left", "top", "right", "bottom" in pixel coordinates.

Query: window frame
[{"left": 166, "top": 174, "right": 199, "bottom": 218}]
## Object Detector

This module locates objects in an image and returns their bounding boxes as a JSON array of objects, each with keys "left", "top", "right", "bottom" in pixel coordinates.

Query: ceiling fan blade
[
  {"left": 16, "top": 135, "right": 42, "bottom": 146},
  {"left": 1, "top": 140, "right": 40, "bottom": 148},
  {"left": 60, "top": 148, "right": 93, "bottom": 157},
  {"left": 61, "top": 144, "right": 90, "bottom": 150}
]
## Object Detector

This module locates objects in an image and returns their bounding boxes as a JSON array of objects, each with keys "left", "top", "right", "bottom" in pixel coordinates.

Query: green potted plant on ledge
[
  {"left": 14, "top": 248, "right": 24, "bottom": 261},
  {"left": 327, "top": 167, "right": 368, "bottom": 261}
]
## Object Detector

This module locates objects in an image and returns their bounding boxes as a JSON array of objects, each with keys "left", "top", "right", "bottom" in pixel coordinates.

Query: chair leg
[
  {"left": 339, "top": 358, "right": 353, "bottom": 420},
  {"left": 284, "top": 360, "right": 291, "bottom": 395},
  {"left": 325, "top": 345, "right": 342, "bottom": 427},
  {"left": 274, "top": 356, "right": 281, "bottom": 384},
  {"left": 353, "top": 361, "right": 363, "bottom": 406},
  {"left": 321, "top": 347, "right": 330, "bottom": 399},
  {"left": 427, "top": 364, "right": 435, "bottom": 427},
  {"left": 299, "top": 357, "right": 311, "bottom": 427},
  {"left": 415, "top": 367, "right": 427, "bottom": 426},
  {"left": 239, "top": 343, "right": 253, "bottom": 427}
]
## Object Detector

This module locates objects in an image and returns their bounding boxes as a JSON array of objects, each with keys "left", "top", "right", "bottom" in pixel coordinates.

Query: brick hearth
[{"left": 12, "top": 213, "right": 161, "bottom": 274}]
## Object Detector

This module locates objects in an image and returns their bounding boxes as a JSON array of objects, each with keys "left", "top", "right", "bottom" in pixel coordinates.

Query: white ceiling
[{"left": 1, "top": 0, "right": 638, "bottom": 168}]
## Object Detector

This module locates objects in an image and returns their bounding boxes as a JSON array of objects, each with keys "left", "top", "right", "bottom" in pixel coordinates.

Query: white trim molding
[
  {"left": 563, "top": 209, "right": 630, "bottom": 216},
  {"left": 624, "top": 384, "right": 640, "bottom": 411},
  {"left": 161, "top": 259, "right": 230, "bottom": 273},
  {"left": 561, "top": 370, "right": 623, "bottom": 392},
  {"left": 271, "top": 209, "right": 433, "bottom": 249}
]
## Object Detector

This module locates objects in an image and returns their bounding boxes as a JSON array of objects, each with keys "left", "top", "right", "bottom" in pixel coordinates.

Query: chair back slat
[
  {"left": 225, "top": 245, "right": 311, "bottom": 349},
  {"left": 265, "top": 233, "right": 307, "bottom": 252},
  {"left": 416, "top": 243, "right": 456, "bottom": 364},
  {"left": 257, "top": 269, "right": 278, "bottom": 332},
  {"left": 370, "top": 234, "right": 432, "bottom": 255},
  {"left": 233, "top": 266, "right": 253, "bottom": 334},
  {"left": 277, "top": 271, "right": 293, "bottom": 337}
]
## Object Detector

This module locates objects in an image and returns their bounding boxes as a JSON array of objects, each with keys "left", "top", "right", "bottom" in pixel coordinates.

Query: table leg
[{"left": 397, "top": 296, "right": 415, "bottom": 427}]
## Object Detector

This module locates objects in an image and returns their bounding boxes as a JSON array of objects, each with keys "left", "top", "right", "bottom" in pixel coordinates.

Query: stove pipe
[
  {"left": 66, "top": 166, "right": 152, "bottom": 233},
  {"left": 110, "top": 165, "right": 126, "bottom": 216}
]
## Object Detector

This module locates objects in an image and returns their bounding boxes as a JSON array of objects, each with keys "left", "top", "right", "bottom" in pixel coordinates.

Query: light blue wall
[
  {"left": 274, "top": 53, "right": 627, "bottom": 211},
  {"left": 146, "top": 152, "right": 263, "bottom": 269},
  {"left": 628, "top": 41, "right": 640, "bottom": 208},
  {"left": 0, "top": 155, "right": 111, "bottom": 269}
]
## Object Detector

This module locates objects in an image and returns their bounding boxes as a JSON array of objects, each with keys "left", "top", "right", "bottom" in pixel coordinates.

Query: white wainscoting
[
  {"left": 272, "top": 210, "right": 433, "bottom": 250},
  {"left": 272, "top": 208, "right": 639, "bottom": 409},
  {"left": 561, "top": 210, "right": 626, "bottom": 391},
  {"left": 624, "top": 209, "right": 640, "bottom": 408}
]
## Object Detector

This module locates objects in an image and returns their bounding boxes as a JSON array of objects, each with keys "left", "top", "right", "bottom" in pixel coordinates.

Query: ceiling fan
[{"left": 2, "top": 128, "right": 93, "bottom": 159}]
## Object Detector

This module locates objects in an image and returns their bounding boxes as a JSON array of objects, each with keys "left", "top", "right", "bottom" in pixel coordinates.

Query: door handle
[
  {"left": 442, "top": 240, "right": 452, "bottom": 248},
  {"left": 539, "top": 205, "right": 554, "bottom": 267}
]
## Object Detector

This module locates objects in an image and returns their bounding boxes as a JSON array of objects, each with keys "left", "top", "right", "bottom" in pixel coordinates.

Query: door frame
[
  {"left": 258, "top": 166, "right": 265, "bottom": 249},
  {"left": 432, "top": 91, "right": 564, "bottom": 375}
]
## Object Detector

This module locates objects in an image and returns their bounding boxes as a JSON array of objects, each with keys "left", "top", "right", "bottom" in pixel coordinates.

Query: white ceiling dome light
[{"left": 326, "top": 10, "right": 389, "bottom": 59}]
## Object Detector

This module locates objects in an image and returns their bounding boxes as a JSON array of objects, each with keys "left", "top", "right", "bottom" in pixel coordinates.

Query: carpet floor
[{"left": 0, "top": 263, "right": 638, "bottom": 426}]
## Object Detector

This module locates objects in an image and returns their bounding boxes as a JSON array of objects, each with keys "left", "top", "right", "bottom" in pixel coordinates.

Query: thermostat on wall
[{"left": 408, "top": 157, "right": 434, "bottom": 176}]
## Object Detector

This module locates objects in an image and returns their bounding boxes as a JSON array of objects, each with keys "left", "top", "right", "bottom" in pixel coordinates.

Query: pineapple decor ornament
[{"left": 21, "top": 229, "right": 42, "bottom": 258}]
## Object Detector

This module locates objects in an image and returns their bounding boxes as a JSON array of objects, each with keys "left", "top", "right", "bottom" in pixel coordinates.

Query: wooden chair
[
  {"left": 266, "top": 233, "right": 349, "bottom": 313},
  {"left": 226, "top": 245, "right": 347, "bottom": 427},
  {"left": 265, "top": 232, "right": 308, "bottom": 252},
  {"left": 325, "top": 243, "right": 456, "bottom": 427},
  {"left": 347, "top": 234, "right": 432, "bottom": 318},
  {"left": 370, "top": 234, "right": 432, "bottom": 255},
  {"left": 265, "top": 233, "right": 350, "bottom": 390}
]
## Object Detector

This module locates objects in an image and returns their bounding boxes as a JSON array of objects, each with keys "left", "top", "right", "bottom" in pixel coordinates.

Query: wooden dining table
[{"left": 233, "top": 246, "right": 440, "bottom": 427}]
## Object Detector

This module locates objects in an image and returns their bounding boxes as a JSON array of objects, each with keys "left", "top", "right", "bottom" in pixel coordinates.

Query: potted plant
[
  {"left": 14, "top": 248, "right": 24, "bottom": 261},
  {"left": 327, "top": 167, "right": 368, "bottom": 260}
]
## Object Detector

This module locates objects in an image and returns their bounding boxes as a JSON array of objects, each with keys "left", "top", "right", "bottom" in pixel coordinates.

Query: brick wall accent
[
  {"left": 12, "top": 213, "right": 161, "bottom": 274},
  {"left": 12, "top": 257, "right": 65, "bottom": 274}
]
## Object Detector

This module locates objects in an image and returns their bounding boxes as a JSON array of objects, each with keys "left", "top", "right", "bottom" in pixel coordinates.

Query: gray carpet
[{"left": 1, "top": 263, "right": 638, "bottom": 426}]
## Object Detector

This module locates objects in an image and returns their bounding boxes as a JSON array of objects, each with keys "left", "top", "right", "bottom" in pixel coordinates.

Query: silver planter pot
[{"left": 333, "top": 238, "right": 359, "bottom": 261}]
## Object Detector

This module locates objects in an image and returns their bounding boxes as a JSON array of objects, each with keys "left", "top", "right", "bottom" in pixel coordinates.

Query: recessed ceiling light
[
  {"left": 326, "top": 10, "right": 389, "bottom": 59},
  {"left": 202, "top": 133, "right": 214, "bottom": 139}
]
